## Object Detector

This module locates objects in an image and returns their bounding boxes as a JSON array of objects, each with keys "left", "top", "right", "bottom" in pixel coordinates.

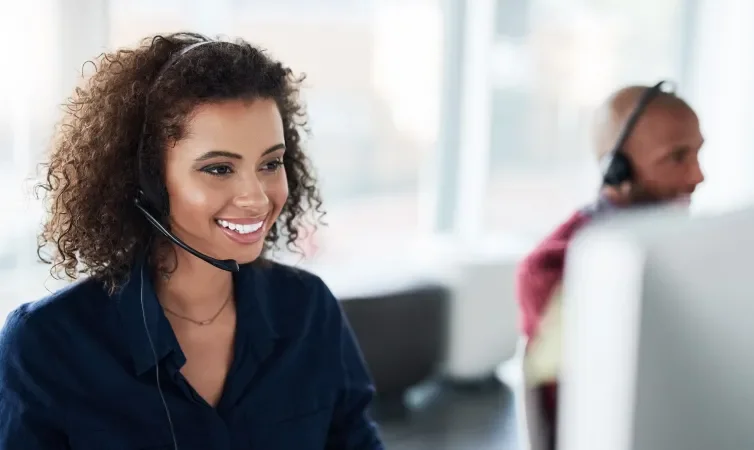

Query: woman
[{"left": 0, "top": 32, "right": 383, "bottom": 449}]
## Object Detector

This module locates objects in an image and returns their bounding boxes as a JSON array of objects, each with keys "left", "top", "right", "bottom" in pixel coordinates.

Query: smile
[{"left": 216, "top": 219, "right": 264, "bottom": 235}]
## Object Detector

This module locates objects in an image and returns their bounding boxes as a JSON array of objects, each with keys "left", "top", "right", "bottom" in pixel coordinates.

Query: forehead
[
  {"left": 628, "top": 104, "right": 703, "bottom": 158},
  {"left": 179, "top": 98, "right": 284, "bottom": 152}
]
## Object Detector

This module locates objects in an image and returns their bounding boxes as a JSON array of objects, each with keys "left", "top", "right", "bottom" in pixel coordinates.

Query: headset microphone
[{"left": 134, "top": 193, "right": 240, "bottom": 272}]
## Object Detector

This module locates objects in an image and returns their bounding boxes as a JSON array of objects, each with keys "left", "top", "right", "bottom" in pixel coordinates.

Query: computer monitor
[{"left": 557, "top": 206, "right": 754, "bottom": 450}]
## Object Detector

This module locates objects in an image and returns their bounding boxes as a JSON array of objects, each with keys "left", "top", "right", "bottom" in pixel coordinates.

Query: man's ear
[{"left": 600, "top": 182, "right": 632, "bottom": 205}]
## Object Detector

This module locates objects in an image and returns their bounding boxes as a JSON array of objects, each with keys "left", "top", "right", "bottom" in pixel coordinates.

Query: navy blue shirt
[{"left": 0, "top": 259, "right": 383, "bottom": 449}]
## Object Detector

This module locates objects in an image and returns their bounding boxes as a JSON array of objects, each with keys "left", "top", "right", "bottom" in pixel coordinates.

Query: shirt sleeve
[
  {"left": 0, "top": 309, "right": 69, "bottom": 449},
  {"left": 320, "top": 287, "right": 384, "bottom": 450}
]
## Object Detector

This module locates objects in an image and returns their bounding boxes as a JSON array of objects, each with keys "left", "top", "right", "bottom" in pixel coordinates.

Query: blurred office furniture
[
  {"left": 497, "top": 337, "right": 548, "bottom": 450},
  {"left": 341, "top": 284, "right": 450, "bottom": 402},
  {"left": 444, "top": 242, "right": 528, "bottom": 381},
  {"left": 321, "top": 262, "right": 452, "bottom": 411},
  {"left": 318, "top": 240, "right": 528, "bottom": 392}
]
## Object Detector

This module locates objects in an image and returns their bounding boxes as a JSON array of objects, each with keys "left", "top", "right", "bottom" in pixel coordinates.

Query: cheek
[
  {"left": 636, "top": 168, "right": 683, "bottom": 198},
  {"left": 167, "top": 179, "right": 221, "bottom": 223},
  {"left": 266, "top": 174, "right": 289, "bottom": 215},
  {"left": 634, "top": 163, "right": 663, "bottom": 186}
]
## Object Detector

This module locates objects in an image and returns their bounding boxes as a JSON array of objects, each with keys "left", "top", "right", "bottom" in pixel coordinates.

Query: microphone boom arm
[{"left": 134, "top": 198, "right": 240, "bottom": 272}]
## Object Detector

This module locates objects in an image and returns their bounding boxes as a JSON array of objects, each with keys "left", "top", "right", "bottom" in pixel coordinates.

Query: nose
[
  {"left": 689, "top": 160, "right": 705, "bottom": 186},
  {"left": 233, "top": 176, "right": 269, "bottom": 211}
]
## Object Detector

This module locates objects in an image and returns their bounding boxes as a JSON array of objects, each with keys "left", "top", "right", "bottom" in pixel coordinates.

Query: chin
[
  {"left": 226, "top": 242, "right": 266, "bottom": 265},
  {"left": 671, "top": 194, "right": 693, "bottom": 208}
]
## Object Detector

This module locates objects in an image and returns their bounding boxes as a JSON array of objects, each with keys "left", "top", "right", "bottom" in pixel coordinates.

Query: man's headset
[
  {"left": 133, "top": 39, "right": 240, "bottom": 272},
  {"left": 600, "top": 80, "right": 676, "bottom": 186}
]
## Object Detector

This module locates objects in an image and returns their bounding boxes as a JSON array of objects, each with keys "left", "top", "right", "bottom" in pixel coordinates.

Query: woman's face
[{"left": 164, "top": 98, "right": 288, "bottom": 265}]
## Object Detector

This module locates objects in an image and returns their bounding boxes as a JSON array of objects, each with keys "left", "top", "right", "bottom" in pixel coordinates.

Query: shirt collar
[
  {"left": 233, "top": 261, "right": 281, "bottom": 360},
  {"left": 113, "top": 257, "right": 181, "bottom": 375},
  {"left": 113, "top": 257, "right": 280, "bottom": 376},
  {"left": 582, "top": 192, "right": 619, "bottom": 218}
]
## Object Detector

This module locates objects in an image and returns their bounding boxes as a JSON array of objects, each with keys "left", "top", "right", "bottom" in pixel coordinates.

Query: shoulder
[
  {"left": 0, "top": 280, "right": 109, "bottom": 375},
  {"left": 515, "top": 210, "right": 592, "bottom": 322},
  {"left": 254, "top": 260, "right": 329, "bottom": 291},
  {"left": 252, "top": 260, "right": 334, "bottom": 306},
  {"left": 248, "top": 261, "right": 342, "bottom": 336},
  {"left": 1, "top": 280, "right": 103, "bottom": 339},
  {"left": 518, "top": 211, "right": 592, "bottom": 273}
]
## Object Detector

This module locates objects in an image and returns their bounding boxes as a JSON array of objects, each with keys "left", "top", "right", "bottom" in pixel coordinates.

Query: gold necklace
[{"left": 161, "top": 294, "right": 233, "bottom": 326}]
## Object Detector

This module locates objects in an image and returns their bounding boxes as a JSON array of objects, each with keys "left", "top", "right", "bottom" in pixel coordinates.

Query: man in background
[{"left": 515, "top": 82, "right": 706, "bottom": 448}]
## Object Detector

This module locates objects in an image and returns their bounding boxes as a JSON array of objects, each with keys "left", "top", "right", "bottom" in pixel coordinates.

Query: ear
[
  {"left": 619, "top": 181, "right": 633, "bottom": 198},
  {"left": 600, "top": 182, "right": 632, "bottom": 206}
]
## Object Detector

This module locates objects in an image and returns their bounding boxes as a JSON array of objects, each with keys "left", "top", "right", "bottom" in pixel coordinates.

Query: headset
[
  {"left": 600, "top": 80, "right": 677, "bottom": 186},
  {"left": 134, "top": 38, "right": 244, "bottom": 450},
  {"left": 134, "top": 38, "right": 240, "bottom": 273}
]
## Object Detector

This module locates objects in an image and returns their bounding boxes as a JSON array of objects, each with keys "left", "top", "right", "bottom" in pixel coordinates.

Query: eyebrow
[
  {"left": 672, "top": 139, "right": 705, "bottom": 155},
  {"left": 194, "top": 143, "right": 286, "bottom": 162},
  {"left": 655, "top": 142, "right": 703, "bottom": 164}
]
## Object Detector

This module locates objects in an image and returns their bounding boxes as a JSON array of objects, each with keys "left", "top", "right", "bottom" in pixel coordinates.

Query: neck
[
  {"left": 599, "top": 187, "right": 629, "bottom": 207},
  {"left": 154, "top": 246, "right": 234, "bottom": 317},
  {"left": 598, "top": 186, "right": 680, "bottom": 213}
]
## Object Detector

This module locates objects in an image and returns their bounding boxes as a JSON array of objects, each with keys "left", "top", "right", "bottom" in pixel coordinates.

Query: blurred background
[{"left": 1, "top": 0, "right": 753, "bottom": 448}]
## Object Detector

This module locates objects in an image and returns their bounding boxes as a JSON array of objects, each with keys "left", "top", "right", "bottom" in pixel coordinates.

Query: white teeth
[{"left": 216, "top": 219, "right": 264, "bottom": 234}]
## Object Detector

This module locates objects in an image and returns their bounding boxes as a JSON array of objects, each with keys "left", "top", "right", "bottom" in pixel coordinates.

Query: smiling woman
[
  {"left": 38, "top": 36, "right": 321, "bottom": 288},
  {"left": 0, "top": 32, "right": 384, "bottom": 450},
  {"left": 164, "top": 100, "right": 289, "bottom": 265}
]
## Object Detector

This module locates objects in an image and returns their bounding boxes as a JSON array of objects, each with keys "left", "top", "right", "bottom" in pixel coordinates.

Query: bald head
[
  {"left": 592, "top": 85, "right": 695, "bottom": 160},
  {"left": 592, "top": 83, "right": 705, "bottom": 206}
]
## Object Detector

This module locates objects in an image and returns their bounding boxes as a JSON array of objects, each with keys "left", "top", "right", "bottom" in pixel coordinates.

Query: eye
[
  {"left": 670, "top": 148, "right": 690, "bottom": 164},
  {"left": 261, "top": 158, "right": 284, "bottom": 173},
  {"left": 201, "top": 164, "right": 234, "bottom": 177}
]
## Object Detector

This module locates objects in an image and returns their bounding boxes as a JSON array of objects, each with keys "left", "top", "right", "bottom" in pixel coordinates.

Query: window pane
[
  {"left": 0, "top": 0, "right": 68, "bottom": 318},
  {"left": 233, "top": 1, "right": 443, "bottom": 265},
  {"left": 108, "top": 1, "right": 195, "bottom": 46},
  {"left": 484, "top": 0, "right": 686, "bottom": 239}
]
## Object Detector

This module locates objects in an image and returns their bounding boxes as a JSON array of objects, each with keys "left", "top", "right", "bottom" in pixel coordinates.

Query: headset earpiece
[
  {"left": 602, "top": 152, "right": 633, "bottom": 186},
  {"left": 135, "top": 186, "right": 166, "bottom": 219}
]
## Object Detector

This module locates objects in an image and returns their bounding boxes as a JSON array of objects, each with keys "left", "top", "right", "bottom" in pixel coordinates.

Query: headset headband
[{"left": 609, "top": 80, "right": 676, "bottom": 158}]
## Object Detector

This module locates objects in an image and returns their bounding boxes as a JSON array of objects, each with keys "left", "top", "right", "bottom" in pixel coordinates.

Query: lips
[
  {"left": 215, "top": 216, "right": 267, "bottom": 244},
  {"left": 216, "top": 219, "right": 264, "bottom": 234}
]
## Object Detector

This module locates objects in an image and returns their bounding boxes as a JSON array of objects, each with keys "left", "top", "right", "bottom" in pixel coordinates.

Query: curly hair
[{"left": 36, "top": 32, "right": 324, "bottom": 292}]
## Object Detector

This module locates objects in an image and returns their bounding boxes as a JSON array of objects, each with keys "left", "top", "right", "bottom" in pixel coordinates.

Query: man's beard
[
  {"left": 628, "top": 183, "right": 692, "bottom": 210},
  {"left": 628, "top": 183, "right": 665, "bottom": 205}
]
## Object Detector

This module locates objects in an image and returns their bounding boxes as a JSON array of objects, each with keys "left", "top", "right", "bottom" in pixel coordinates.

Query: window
[
  {"left": 228, "top": 1, "right": 443, "bottom": 264},
  {"left": 4, "top": 0, "right": 748, "bottom": 321},
  {"left": 0, "top": 0, "right": 70, "bottom": 319},
  {"left": 107, "top": 0, "right": 445, "bottom": 265},
  {"left": 481, "top": 0, "right": 689, "bottom": 240}
]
